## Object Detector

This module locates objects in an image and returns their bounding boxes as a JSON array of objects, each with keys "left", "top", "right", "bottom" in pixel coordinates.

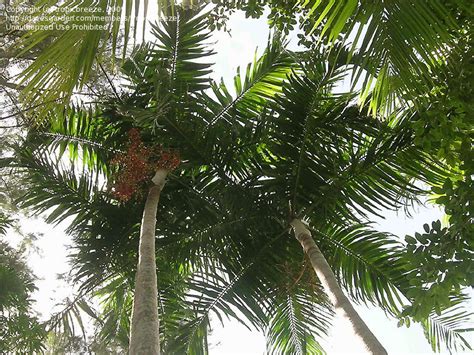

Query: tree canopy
[{"left": 1, "top": 0, "right": 472, "bottom": 353}]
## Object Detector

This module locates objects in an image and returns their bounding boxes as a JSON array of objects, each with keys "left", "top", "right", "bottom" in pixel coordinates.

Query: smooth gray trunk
[
  {"left": 291, "top": 219, "right": 388, "bottom": 355},
  {"left": 129, "top": 170, "right": 168, "bottom": 355}
]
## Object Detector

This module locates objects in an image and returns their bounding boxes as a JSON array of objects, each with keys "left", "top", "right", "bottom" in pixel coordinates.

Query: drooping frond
[
  {"left": 12, "top": 146, "right": 105, "bottom": 232},
  {"left": 0, "top": 212, "right": 14, "bottom": 236},
  {"left": 258, "top": 60, "right": 451, "bottom": 223},
  {"left": 29, "top": 105, "right": 130, "bottom": 177},
  {"left": 94, "top": 274, "right": 134, "bottom": 348},
  {"left": 265, "top": 274, "right": 333, "bottom": 355},
  {"left": 17, "top": 0, "right": 183, "bottom": 117},
  {"left": 309, "top": 222, "right": 473, "bottom": 352},
  {"left": 161, "top": 193, "right": 285, "bottom": 353},
  {"left": 46, "top": 294, "right": 100, "bottom": 343}
]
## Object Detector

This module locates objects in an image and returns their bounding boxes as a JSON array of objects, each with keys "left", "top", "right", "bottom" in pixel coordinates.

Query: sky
[{"left": 3, "top": 3, "right": 473, "bottom": 355}]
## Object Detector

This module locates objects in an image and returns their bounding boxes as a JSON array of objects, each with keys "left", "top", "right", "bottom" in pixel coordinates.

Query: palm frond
[
  {"left": 13, "top": 146, "right": 104, "bottom": 232},
  {"left": 261, "top": 64, "right": 451, "bottom": 221},
  {"left": 313, "top": 224, "right": 407, "bottom": 316},
  {"left": 0, "top": 212, "right": 15, "bottom": 236},
  {"left": 201, "top": 35, "right": 296, "bottom": 126},
  {"left": 46, "top": 294, "right": 100, "bottom": 343},
  {"left": 309, "top": 223, "right": 472, "bottom": 352},
  {"left": 150, "top": 10, "right": 215, "bottom": 95},
  {"left": 94, "top": 275, "right": 133, "bottom": 347},
  {"left": 421, "top": 302, "right": 473, "bottom": 353},
  {"left": 29, "top": 105, "right": 129, "bottom": 177},
  {"left": 301, "top": 0, "right": 458, "bottom": 113},
  {"left": 266, "top": 277, "right": 333, "bottom": 355},
  {"left": 16, "top": 0, "right": 181, "bottom": 118}
]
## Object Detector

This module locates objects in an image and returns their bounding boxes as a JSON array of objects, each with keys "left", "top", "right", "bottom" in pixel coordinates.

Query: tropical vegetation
[{"left": 0, "top": 0, "right": 472, "bottom": 354}]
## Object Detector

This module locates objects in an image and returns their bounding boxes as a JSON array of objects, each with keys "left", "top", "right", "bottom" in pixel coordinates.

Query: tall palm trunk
[
  {"left": 291, "top": 219, "right": 387, "bottom": 355},
  {"left": 129, "top": 169, "right": 168, "bottom": 355}
]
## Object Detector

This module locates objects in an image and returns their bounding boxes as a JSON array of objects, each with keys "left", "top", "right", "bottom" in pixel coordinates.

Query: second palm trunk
[{"left": 291, "top": 219, "right": 388, "bottom": 355}]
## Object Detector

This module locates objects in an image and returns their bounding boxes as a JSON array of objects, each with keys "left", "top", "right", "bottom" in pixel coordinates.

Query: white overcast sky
[{"left": 4, "top": 3, "right": 473, "bottom": 355}]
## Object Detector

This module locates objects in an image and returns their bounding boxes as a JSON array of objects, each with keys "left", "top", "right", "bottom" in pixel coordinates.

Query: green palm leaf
[
  {"left": 422, "top": 302, "right": 473, "bottom": 353},
  {"left": 16, "top": 0, "right": 184, "bottom": 119},
  {"left": 200, "top": 35, "right": 296, "bottom": 126},
  {"left": 150, "top": 10, "right": 215, "bottom": 95},
  {"left": 301, "top": 0, "right": 458, "bottom": 113},
  {"left": 313, "top": 224, "right": 407, "bottom": 316}
]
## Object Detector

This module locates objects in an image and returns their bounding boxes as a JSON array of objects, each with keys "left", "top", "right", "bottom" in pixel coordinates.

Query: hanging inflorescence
[{"left": 111, "top": 128, "right": 180, "bottom": 202}]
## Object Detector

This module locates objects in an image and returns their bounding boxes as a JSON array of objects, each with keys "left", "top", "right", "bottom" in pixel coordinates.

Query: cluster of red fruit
[
  {"left": 156, "top": 149, "right": 181, "bottom": 171},
  {"left": 111, "top": 129, "right": 153, "bottom": 202},
  {"left": 111, "top": 129, "right": 181, "bottom": 202}
]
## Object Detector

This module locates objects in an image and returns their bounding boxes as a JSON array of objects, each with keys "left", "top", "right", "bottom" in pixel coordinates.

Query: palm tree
[
  {"left": 7, "top": 7, "right": 295, "bottom": 352},
  {"left": 6, "top": 5, "right": 472, "bottom": 354},
  {"left": 181, "top": 47, "right": 472, "bottom": 353}
]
